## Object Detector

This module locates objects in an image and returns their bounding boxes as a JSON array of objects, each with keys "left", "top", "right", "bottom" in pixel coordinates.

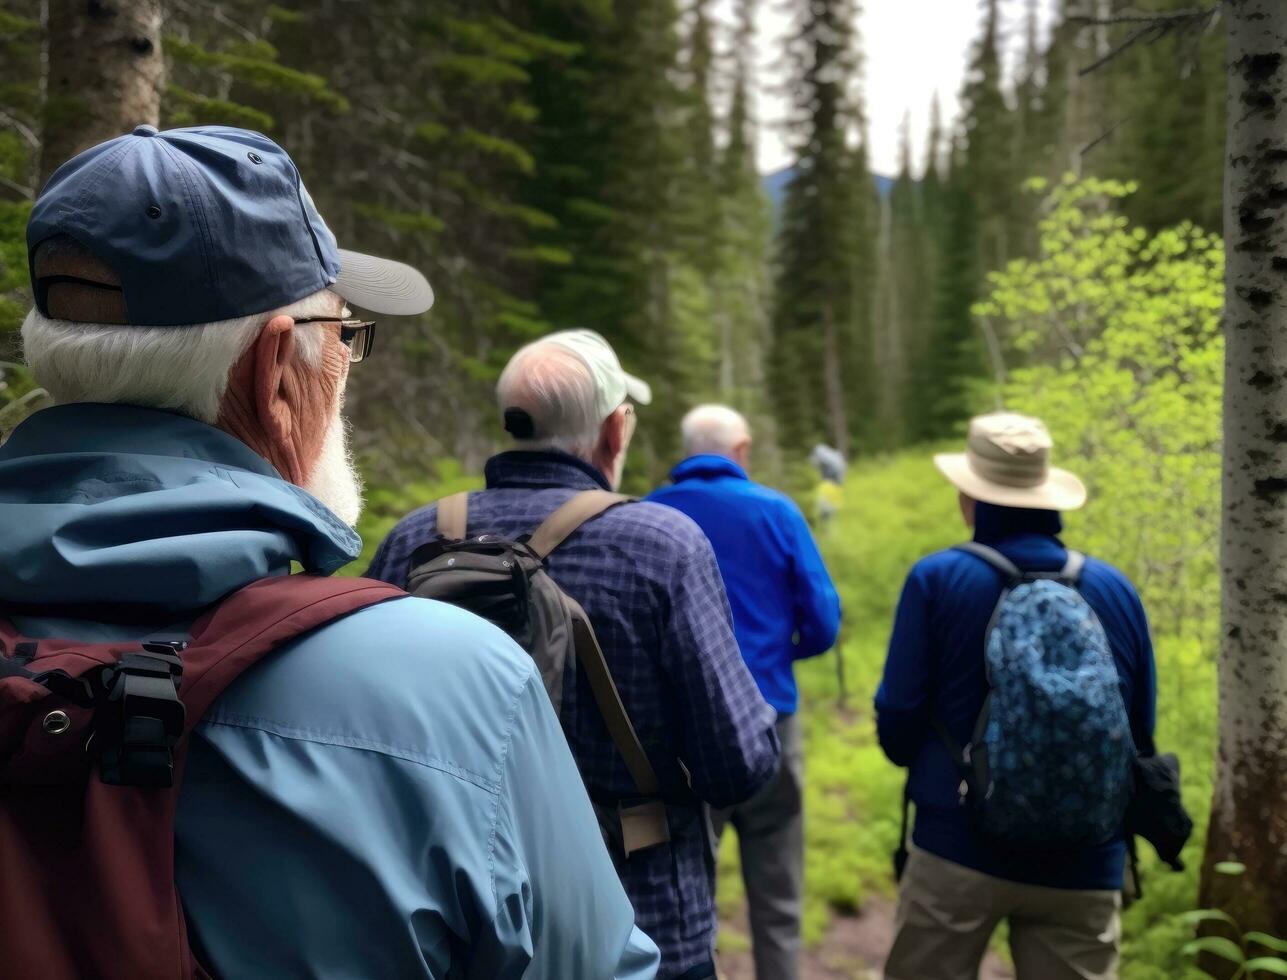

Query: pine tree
[
  {"left": 770, "top": 0, "right": 873, "bottom": 457},
  {"left": 527, "top": 0, "right": 712, "bottom": 479},
  {"left": 39, "top": 0, "right": 163, "bottom": 186},
  {"left": 712, "top": 0, "right": 773, "bottom": 425},
  {"left": 959, "top": 0, "right": 1015, "bottom": 274},
  {"left": 906, "top": 135, "right": 984, "bottom": 441}
]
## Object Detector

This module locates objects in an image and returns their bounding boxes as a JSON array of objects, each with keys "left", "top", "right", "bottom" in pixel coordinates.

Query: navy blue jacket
[
  {"left": 648, "top": 455, "right": 841, "bottom": 715},
  {"left": 875, "top": 503, "right": 1156, "bottom": 890}
]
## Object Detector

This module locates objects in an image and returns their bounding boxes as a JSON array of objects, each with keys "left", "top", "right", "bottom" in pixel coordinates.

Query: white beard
[{"left": 305, "top": 409, "right": 364, "bottom": 527}]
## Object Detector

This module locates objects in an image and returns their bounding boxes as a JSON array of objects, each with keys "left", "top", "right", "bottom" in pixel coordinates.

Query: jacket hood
[
  {"left": 670, "top": 454, "right": 748, "bottom": 483},
  {"left": 0, "top": 403, "right": 360, "bottom": 620}
]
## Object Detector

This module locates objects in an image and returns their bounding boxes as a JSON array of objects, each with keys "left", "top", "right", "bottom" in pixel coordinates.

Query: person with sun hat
[{"left": 877, "top": 412, "right": 1157, "bottom": 980}]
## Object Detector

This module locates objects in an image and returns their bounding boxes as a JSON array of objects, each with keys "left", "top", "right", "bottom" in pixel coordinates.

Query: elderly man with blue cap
[{"left": 2, "top": 126, "right": 658, "bottom": 978}]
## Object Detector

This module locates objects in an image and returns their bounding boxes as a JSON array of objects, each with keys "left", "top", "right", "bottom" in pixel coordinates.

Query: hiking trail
[{"left": 719, "top": 897, "right": 1013, "bottom": 979}]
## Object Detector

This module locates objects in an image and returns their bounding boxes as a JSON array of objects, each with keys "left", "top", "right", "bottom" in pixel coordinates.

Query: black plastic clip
[{"left": 94, "top": 641, "right": 187, "bottom": 788}]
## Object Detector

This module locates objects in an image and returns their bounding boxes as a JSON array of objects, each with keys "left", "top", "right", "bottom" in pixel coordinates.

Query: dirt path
[{"left": 718, "top": 897, "right": 1013, "bottom": 980}]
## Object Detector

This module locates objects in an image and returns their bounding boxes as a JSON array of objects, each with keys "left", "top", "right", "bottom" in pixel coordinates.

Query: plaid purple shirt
[{"left": 367, "top": 451, "right": 780, "bottom": 978}]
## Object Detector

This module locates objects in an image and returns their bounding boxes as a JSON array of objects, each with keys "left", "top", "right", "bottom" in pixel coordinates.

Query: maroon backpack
[{"left": 0, "top": 574, "right": 404, "bottom": 980}]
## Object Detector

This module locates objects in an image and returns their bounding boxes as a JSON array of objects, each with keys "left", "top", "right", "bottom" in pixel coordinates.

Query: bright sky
[{"left": 711, "top": 0, "right": 1059, "bottom": 177}]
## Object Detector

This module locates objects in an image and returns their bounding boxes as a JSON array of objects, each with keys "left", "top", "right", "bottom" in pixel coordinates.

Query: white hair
[
  {"left": 496, "top": 341, "right": 604, "bottom": 458},
  {"left": 682, "top": 404, "right": 751, "bottom": 458},
  {"left": 20, "top": 290, "right": 340, "bottom": 424}
]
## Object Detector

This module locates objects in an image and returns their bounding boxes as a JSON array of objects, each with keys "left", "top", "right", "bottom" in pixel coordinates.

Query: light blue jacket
[{"left": 0, "top": 403, "right": 659, "bottom": 980}]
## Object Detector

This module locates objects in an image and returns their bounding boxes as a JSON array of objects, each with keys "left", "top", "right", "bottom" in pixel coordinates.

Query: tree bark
[
  {"left": 1203, "top": 0, "right": 1287, "bottom": 945},
  {"left": 822, "top": 301, "right": 849, "bottom": 457},
  {"left": 39, "top": 0, "right": 163, "bottom": 188}
]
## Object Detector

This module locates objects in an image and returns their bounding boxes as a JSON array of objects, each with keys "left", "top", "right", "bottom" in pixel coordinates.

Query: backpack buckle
[{"left": 93, "top": 642, "right": 186, "bottom": 788}]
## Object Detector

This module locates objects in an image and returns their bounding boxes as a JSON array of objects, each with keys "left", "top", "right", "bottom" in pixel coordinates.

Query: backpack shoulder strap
[
  {"left": 528, "top": 490, "right": 633, "bottom": 560},
  {"left": 954, "top": 541, "right": 1024, "bottom": 582},
  {"left": 436, "top": 492, "right": 469, "bottom": 542},
  {"left": 1061, "top": 550, "right": 1086, "bottom": 584},
  {"left": 178, "top": 575, "right": 405, "bottom": 724},
  {"left": 566, "top": 605, "right": 660, "bottom": 799}
]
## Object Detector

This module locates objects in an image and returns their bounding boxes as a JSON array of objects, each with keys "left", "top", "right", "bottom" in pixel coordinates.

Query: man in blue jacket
[
  {"left": 6, "top": 126, "right": 658, "bottom": 978},
  {"left": 876, "top": 413, "right": 1156, "bottom": 980},
  {"left": 650, "top": 404, "right": 841, "bottom": 980}
]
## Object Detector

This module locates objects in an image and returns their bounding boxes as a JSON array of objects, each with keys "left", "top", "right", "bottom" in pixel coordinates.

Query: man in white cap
[
  {"left": 876, "top": 412, "right": 1157, "bottom": 980},
  {"left": 368, "top": 329, "right": 782, "bottom": 980}
]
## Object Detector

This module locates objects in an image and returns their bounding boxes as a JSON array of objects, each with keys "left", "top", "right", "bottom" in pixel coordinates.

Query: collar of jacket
[
  {"left": 973, "top": 500, "right": 1064, "bottom": 545},
  {"left": 0, "top": 402, "right": 361, "bottom": 619},
  {"left": 484, "top": 450, "right": 611, "bottom": 492},
  {"left": 669, "top": 454, "right": 748, "bottom": 483},
  {"left": 2, "top": 401, "right": 284, "bottom": 477}
]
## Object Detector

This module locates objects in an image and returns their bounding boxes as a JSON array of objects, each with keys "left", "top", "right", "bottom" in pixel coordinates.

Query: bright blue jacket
[
  {"left": 875, "top": 503, "right": 1157, "bottom": 890},
  {"left": 0, "top": 403, "right": 659, "bottom": 980},
  {"left": 648, "top": 455, "right": 841, "bottom": 715}
]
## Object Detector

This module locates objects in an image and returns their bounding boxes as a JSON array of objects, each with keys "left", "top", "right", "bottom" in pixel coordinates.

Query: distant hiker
[
  {"left": 1, "top": 127, "right": 658, "bottom": 980},
  {"left": 810, "top": 443, "right": 847, "bottom": 535},
  {"left": 876, "top": 412, "right": 1157, "bottom": 980},
  {"left": 650, "top": 405, "right": 841, "bottom": 980},
  {"left": 368, "top": 333, "right": 781, "bottom": 980},
  {"left": 810, "top": 442, "right": 847, "bottom": 484}
]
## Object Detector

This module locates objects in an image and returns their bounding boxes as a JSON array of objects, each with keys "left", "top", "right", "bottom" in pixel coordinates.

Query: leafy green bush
[
  {"left": 341, "top": 457, "right": 481, "bottom": 576},
  {"left": 977, "top": 176, "right": 1223, "bottom": 638},
  {"left": 1180, "top": 863, "right": 1287, "bottom": 978}
]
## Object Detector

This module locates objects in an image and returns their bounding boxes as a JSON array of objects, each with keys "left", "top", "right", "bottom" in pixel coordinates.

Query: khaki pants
[
  {"left": 712, "top": 714, "right": 804, "bottom": 980},
  {"left": 885, "top": 848, "right": 1121, "bottom": 980}
]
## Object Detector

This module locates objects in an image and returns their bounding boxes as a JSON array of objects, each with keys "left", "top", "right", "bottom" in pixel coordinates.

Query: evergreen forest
[{"left": 3, "top": 2, "right": 1286, "bottom": 978}]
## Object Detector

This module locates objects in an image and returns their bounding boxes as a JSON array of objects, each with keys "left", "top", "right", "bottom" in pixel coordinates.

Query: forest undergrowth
[
  {"left": 347, "top": 447, "right": 1216, "bottom": 979},
  {"left": 715, "top": 450, "right": 1216, "bottom": 979}
]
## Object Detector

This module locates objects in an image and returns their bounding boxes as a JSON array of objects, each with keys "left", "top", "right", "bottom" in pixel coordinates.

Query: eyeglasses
[{"left": 292, "top": 316, "right": 377, "bottom": 363}]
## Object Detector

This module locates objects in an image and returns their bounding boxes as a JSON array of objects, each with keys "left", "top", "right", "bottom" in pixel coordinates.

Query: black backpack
[{"left": 405, "top": 489, "right": 670, "bottom": 857}]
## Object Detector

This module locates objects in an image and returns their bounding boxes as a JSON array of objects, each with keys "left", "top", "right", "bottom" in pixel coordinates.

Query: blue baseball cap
[{"left": 27, "top": 125, "right": 434, "bottom": 326}]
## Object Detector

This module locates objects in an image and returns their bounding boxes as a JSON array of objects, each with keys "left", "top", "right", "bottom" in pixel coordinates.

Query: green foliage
[
  {"left": 340, "top": 459, "right": 482, "bottom": 576},
  {"left": 1178, "top": 865, "right": 1287, "bottom": 978},
  {"left": 165, "top": 35, "right": 349, "bottom": 113},
  {"left": 769, "top": 0, "right": 875, "bottom": 456},
  {"left": 978, "top": 177, "right": 1223, "bottom": 635},
  {"left": 707, "top": 442, "right": 1218, "bottom": 975}
]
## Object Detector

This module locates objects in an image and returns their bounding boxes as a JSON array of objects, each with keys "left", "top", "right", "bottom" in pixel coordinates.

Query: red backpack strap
[
  {"left": 176, "top": 574, "right": 404, "bottom": 723},
  {"left": 0, "top": 574, "right": 404, "bottom": 980}
]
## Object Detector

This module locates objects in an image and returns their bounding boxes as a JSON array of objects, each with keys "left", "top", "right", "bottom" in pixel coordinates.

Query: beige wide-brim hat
[{"left": 933, "top": 412, "right": 1087, "bottom": 511}]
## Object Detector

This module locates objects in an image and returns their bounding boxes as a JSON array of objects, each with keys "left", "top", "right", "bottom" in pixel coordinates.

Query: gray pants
[
  {"left": 886, "top": 848, "right": 1121, "bottom": 980},
  {"left": 712, "top": 714, "right": 804, "bottom": 980}
]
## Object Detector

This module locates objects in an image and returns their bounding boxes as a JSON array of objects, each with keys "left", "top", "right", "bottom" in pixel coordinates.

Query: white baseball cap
[{"left": 543, "top": 328, "right": 652, "bottom": 420}]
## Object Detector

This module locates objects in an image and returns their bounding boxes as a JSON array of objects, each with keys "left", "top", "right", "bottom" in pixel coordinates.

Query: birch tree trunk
[
  {"left": 39, "top": 0, "right": 163, "bottom": 187},
  {"left": 1202, "top": 0, "right": 1287, "bottom": 940}
]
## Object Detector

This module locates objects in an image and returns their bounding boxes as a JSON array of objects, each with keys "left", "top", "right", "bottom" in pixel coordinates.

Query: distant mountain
[{"left": 762, "top": 166, "right": 896, "bottom": 214}]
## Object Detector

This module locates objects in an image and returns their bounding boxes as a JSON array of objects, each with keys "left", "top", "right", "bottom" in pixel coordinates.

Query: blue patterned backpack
[{"left": 938, "top": 543, "right": 1136, "bottom": 849}]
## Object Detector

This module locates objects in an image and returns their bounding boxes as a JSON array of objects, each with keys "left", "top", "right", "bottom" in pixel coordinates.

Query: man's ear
[
  {"left": 597, "top": 406, "right": 627, "bottom": 459},
  {"left": 251, "top": 314, "right": 298, "bottom": 451}
]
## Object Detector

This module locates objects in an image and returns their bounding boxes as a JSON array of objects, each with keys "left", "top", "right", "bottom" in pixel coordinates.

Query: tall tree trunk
[
  {"left": 39, "top": 0, "right": 163, "bottom": 187},
  {"left": 872, "top": 190, "right": 901, "bottom": 446},
  {"left": 822, "top": 301, "right": 849, "bottom": 456},
  {"left": 1202, "top": 0, "right": 1287, "bottom": 944}
]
